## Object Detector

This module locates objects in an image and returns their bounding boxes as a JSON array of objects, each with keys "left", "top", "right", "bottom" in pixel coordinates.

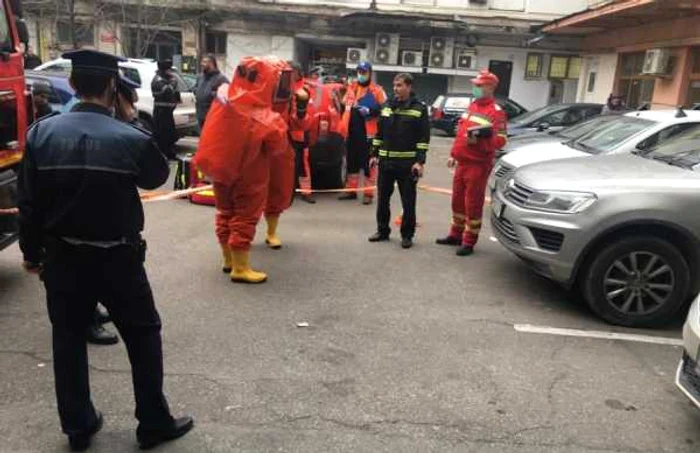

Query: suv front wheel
[{"left": 582, "top": 236, "right": 689, "bottom": 327}]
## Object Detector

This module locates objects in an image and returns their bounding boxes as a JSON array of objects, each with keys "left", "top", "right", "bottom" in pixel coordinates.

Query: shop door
[{"left": 488, "top": 60, "right": 512, "bottom": 98}]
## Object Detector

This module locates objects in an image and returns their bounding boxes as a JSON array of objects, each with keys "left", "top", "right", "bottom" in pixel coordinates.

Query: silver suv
[{"left": 491, "top": 125, "right": 700, "bottom": 327}]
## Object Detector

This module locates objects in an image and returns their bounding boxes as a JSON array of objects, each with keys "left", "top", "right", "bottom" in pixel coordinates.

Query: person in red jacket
[{"left": 436, "top": 69, "right": 507, "bottom": 256}]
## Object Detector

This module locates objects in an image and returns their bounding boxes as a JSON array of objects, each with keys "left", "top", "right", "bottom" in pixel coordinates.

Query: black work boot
[
  {"left": 87, "top": 323, "right": 119, "bottom": 345},
  {"left": 456, "top": 246, "right": 474, "bottom": 256},
  {"left": 362, "top": 197, "right": 373, "bottom": 205},
  {"left": 401, "top": 237, "right": 413, "bottom": 249},
  {"left": 338, "top": 193, "right": 357, "bottom": 201},
  {"left": 301, "top": 194, "right": 316, "bottom": 204},
  {"left": 436, "top": 236, "right": 461, "bottom": 246},
  {"left": 95, "top": 305, "right": 111, "bottom": 324},
  {"left": 68, "top": 411, "right": 103, "bottom": 452},
  {"left": 137, "top": 416, "right": 194, "bottom": 450},
  {"left": 368, "top": 232, "right": 390, "bottom": 242}
]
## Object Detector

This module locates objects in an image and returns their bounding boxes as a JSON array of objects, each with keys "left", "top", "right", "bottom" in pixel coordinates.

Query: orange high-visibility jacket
[{"left": 339, "top": 81, "right": 387, "bottom": 138}]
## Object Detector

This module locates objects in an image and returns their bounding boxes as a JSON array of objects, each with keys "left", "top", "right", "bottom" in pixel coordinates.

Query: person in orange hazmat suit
[
  {"left": 263, "top": 59, "right": 313, "bottom": 249},
  {"left": 193, "top": 56, "right": 292, "bottom": 283}
]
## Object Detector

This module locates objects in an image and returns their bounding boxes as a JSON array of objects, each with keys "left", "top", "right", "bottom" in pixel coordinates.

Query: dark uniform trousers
[
  {"left": 43, "top": 239, "right": 173, "bottom": 435},
  {"left": 376, "top": 161, "right": 417, "bottom": 239}
]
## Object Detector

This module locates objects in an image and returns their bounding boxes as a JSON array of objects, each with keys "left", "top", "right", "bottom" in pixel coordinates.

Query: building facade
[
  {"left": 25, "top": 0, "right": 593, "bottom": 109},
  {"left": 541, "top": 0, "right": 700, "bottom": 109}
]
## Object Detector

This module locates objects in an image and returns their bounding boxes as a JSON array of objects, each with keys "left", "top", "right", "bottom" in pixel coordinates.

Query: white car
[
  {"left": 677, "top": 294, "right": 700, "bottom": 408},
  {"left": 35, "top": 58, "right": 197, "bottom": 136},
  {"left": 491, "top": 109, "right": 700, "bottom": 192}
]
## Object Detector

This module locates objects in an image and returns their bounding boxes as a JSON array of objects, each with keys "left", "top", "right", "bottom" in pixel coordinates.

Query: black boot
[
  {"left": 95, "top": 305, "right": 111, "bottom": 324},
  {"left": 301, "top": 194, "right": 316, "bottom": 204},
  {"left": 87, "top": 323, "right": 119, "bottom": 345},
  {"left": 68, "top": 411, "right": 103, "bottom": 452},
  {"left": 362, "top": 197, "right": 373, "bottom": 205},
  {"left": 137, "top": 417, "right": 194, "bottom": 450},
  {"left": 456, "top": 246, "right": 474, "bottom": 256},
  {"left": 368, "top": 232, "right": 390, "bottom": 242},
  {"left": 401, "top": 237, "right": 413, "bottom": 249},
  {"left": 436, "top": 236, "right": 461, "bottom": 246},
  {"left": 338, "top": 193, "right": 357, "bottom": 201}
]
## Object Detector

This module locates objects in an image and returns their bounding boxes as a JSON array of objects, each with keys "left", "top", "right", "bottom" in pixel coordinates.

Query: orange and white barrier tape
[
  {"left": 140, "top": 184, "right": 214, "bottom": 202},
  {"left": 294, "top": 186, "right": 376, "bottom": 194},
  {"left": 0, "top": 208, "right": 18, "bottom": 216}
]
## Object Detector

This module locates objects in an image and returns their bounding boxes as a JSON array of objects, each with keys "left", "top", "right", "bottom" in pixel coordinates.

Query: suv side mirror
[
  {"left": 537, "top": 122, "right": 550, "bottom": 132},
  {"left": 16, "top": 19, "right": 29, "bottom": 46}
]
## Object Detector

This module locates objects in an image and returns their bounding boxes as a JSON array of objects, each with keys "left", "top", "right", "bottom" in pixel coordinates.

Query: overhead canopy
[{"left": 540, "top": 0, "right": 700, "bottom": 36}]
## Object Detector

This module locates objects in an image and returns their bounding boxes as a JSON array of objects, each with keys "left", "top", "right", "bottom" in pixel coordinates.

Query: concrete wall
[
  {"left": 577, "top": 53, "right": 617, "bottom": 104},
  {"left": 223, "top": 33, "right": 295, "bottom": 78}
]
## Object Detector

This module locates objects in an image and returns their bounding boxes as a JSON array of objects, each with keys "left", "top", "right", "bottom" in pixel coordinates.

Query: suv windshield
[
  {"left": 645, "top": 125, "right": 700, "bottom": 169},
  {"left": 510, "top": 104, "right": 564, "bottom": 125},
  {"left": 557, "top": 115, "right": 613, "bottom": 140},
  {"left": 569, "top": 116, "right": 656, "bottom": 154},
  {"left": 444, "top": 96, "right": 472, "bottom": 110}
]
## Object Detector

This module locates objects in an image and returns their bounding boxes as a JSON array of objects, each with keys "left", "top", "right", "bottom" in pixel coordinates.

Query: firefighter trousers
[
  {"left": 377, "top": 162, "right": 417, "bottom": 239},
  {"left": 448, "top": 162, "right": 492, "bottom": 247},
  {"left": 345, "top": 137, "right": 377, "bottom": 198}
]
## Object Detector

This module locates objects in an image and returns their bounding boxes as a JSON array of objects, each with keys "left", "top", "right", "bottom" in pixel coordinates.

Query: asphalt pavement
[{"left": 1, "top": 134, "right": 699, "bottom": 453}]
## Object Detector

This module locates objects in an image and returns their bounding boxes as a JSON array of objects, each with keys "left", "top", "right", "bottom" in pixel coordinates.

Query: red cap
[{"left": 471, "top": 69, "right": 499, "bottom": 87}]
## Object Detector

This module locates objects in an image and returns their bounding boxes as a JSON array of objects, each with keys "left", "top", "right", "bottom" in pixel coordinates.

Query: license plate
[{"left": 492, "top": 198, "right": 505, "bottom": 219}]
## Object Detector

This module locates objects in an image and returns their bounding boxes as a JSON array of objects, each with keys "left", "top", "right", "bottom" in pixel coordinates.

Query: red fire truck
[{"left": 0, "top": 0, "right": 29, "bottom": 250}]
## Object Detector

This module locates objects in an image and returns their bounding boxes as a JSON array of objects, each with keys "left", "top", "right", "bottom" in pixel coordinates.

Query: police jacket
[
  {"left": 151, "top": 72, "right": 181, "bottom": 107},
  {"left": 17, "top": 103, "right": 170, "bottom": 264},
  {"left": 371, "top": 93, "right": 430, "bottom": 165}
]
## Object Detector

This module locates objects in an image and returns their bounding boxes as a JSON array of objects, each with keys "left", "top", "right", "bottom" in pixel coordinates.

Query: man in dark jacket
[
  {"left": 18, "top": 49, "right": 193, "bottom": 451},
  {"left": 368, "top": 73, "right": 429, "bottom": 249},
  {"left": 194, "top": 54, "right": 228, "bottom": 129},
  {"left": 151, "top": 60, "right": 180, "bottom": 159},
  {"left": 31, "top": 81, "right": 53, "bottom": 119}
]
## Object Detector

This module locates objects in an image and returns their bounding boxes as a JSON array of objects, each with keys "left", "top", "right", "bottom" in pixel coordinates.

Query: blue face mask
[
  {"left": 357, "top": 74, "right": 369, "bottom": 84},
  {"left": 472, "top": 86, "right": 484, "bottom": 99}
]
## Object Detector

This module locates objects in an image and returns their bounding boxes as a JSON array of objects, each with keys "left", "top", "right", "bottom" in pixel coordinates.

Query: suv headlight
[{"left": 524, "top": 190, "right": 597, "bottom": 214}]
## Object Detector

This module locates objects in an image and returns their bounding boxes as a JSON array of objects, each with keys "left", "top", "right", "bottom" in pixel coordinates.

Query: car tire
[{"left": 582, "top": 236, "right": 689, "bottom": 327}]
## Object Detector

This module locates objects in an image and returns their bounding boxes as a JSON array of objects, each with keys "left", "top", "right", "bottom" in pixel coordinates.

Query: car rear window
[
  {"left": 444, "top": 96, "right": 472, "bottom": 110},
  {"left": 574, "top": 117, "right": 656, "bottom": 154},
  {"left": 120, "top": 67, "right": 142, "bottom": 86}
]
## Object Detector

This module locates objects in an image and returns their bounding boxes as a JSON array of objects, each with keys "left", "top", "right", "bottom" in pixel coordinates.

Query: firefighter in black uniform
[
  {"left": 368, "top": 73, "right": 430, "bottom": 249},
  {"left": 17, "top": 50, "right": 193, "bottom": 452},
  {"left": 151, "top": 59, "right": 180, "bottom": 160}
]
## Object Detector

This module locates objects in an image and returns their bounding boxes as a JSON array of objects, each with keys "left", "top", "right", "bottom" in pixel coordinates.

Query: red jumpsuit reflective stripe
[{"left": 446, "top": 97, "right": 507, "bottom": 247}]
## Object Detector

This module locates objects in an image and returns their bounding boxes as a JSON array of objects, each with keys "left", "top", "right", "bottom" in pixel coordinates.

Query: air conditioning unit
[
  {"left": 455, "top": 51, "right": 477, "bottom": 70},
  {"left": 401, "top": 51, "right": 423, "bottom": 67},
  {"left": 429, "top": 36, "right": 455, "bottom": 68},
  {"left": 346, "top": 47, "right": 368, "bottom": 65},
  {"left": 374, "top": 33, "right": 400, "bottom": 65},
  {"left": 641, "top": 48, "right": 672, "bottom": 76}
]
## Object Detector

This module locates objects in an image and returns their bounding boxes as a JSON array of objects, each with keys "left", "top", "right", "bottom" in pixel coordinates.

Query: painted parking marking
[{"left": 514, "top": 324, "right": 683, "bottom": 347}]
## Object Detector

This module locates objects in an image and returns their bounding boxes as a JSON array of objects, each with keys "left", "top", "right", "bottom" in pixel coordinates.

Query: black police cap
[{"left": 62, "top": 49, "right": 126, "bottom": 75}]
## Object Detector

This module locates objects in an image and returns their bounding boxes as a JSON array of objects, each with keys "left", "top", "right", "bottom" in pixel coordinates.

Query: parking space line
[{"left": 513, "top": 324, "right": 683, "bottom": 347}]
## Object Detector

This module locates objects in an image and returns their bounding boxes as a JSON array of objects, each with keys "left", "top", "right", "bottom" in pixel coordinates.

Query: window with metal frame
[{"left": 525, "top": 53, "right": 543, "bottom": 79}]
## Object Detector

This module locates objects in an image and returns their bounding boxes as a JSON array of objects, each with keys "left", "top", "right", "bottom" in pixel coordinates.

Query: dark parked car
[
  {"left": 24, "top": 70, "right": 75, "bottom": 113},
  {"left": 430, "top": 93, "right": 527, "bottom": 136},
  {"left": 507, "top": 103, "right": 603, "bottom": 137}
]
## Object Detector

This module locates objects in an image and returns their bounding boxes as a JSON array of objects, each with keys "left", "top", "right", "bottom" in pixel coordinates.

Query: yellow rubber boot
[
  {"left": 230, "top": 250, "right": 267, "bottom": 284},
  {"left": 265, "top": 215, "right": 282, "bottom": 249},
  {"left": 220, "top": 244, "right": 233, "bottom": 273}
]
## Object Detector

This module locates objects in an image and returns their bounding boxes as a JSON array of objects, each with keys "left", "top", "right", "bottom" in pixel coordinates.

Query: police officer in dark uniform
[
  {"left": 151, "top": 59, "right": 180, "bottom": 159},
  {"left": 368, "top": 73, "right": 430, "bottom": 249},
  {"left": 17, "top": 50, "right": 193, "bottom": 451}
]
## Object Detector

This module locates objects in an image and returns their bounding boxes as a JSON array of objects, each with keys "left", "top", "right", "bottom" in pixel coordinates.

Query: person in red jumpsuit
[
  {"left": 436, "top": 69, "right": 507, "bottom": 256},
  {"left": 194, "top": 56, "right": 291, "bottom": 283},
  {"left": 263, "top": 59, "right": 313, "bottom": 249}
]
